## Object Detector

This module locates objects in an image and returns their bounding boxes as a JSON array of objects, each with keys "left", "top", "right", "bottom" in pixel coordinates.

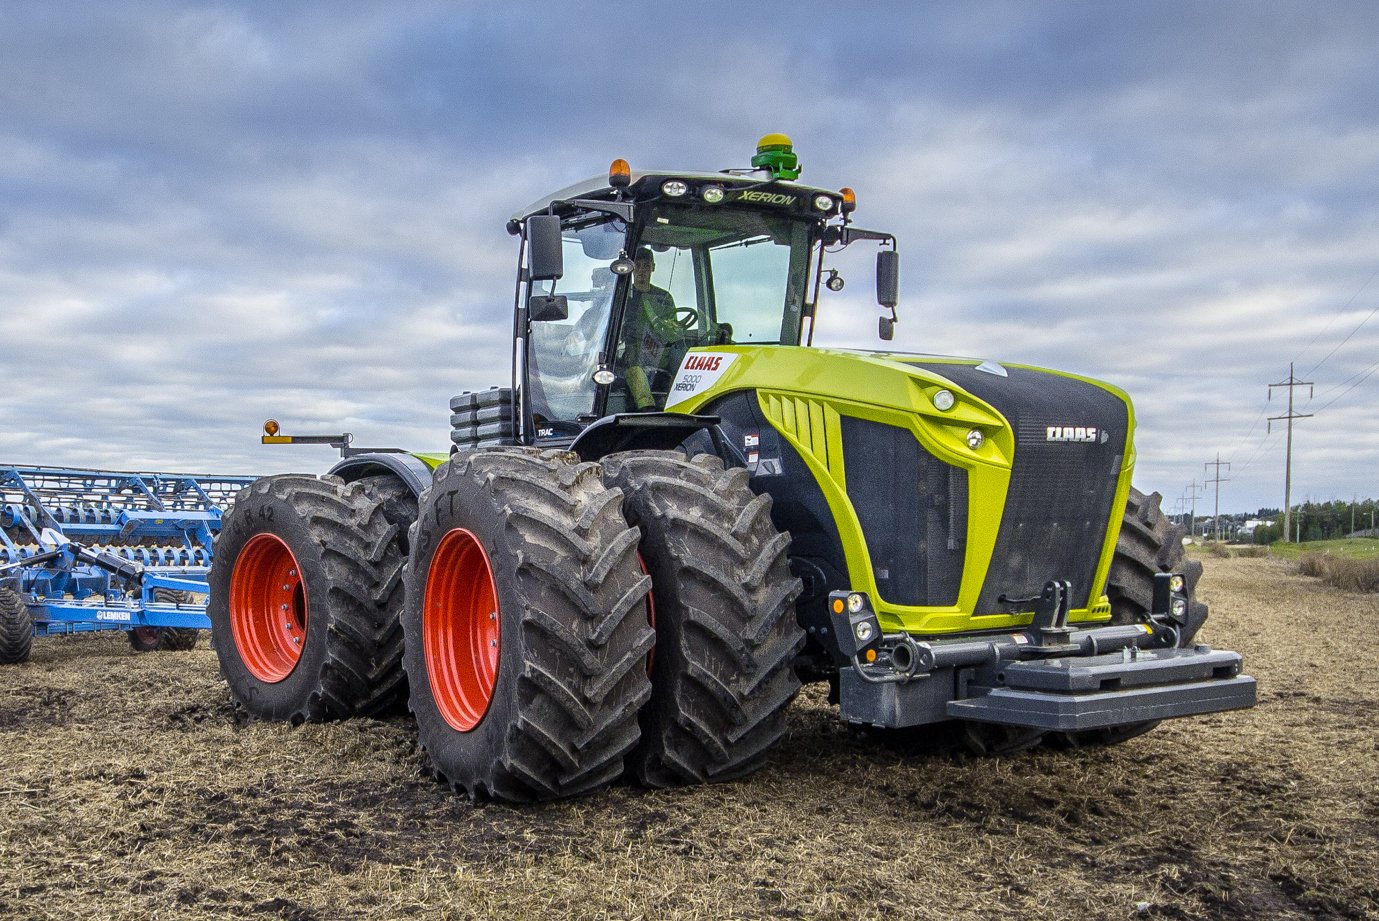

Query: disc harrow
[{"left": 0, "top": 464, "right": 257, "bottom": 662}]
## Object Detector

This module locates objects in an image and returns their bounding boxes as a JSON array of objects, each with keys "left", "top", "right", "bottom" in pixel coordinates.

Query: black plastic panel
[
  {"left": 839, "top": 416, "right": 966, "bottom": 607},
  {"left": 906, "top": 362, "right": 1129, "bottom": 613}
]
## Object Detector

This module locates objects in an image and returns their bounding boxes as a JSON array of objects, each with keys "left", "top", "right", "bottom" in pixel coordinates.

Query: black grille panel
[
  {"left": 905, "top": 362, "right": 1129, "bottom": 614},
  {"left": 841, "top": 416, "right": 967, "bottom": 607}
]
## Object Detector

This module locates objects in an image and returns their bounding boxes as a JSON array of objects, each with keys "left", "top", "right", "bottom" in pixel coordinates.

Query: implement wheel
[
  {"left": 403, "top": 448, "right": 653, "bottom": 802},
  {"left": 1051, "top": 486, "right": 1206, "bottom": 747},
  {"left": 126, "top": 589, "right": 200, "bottom": 653},
  {"left": 0, "top": 587, "right": 33, "bottom": 665},
  {"left": 208, "top": 474, "right": 407, "bottom": 723},
  {"left": 602, "top": 451, "right": 804, "bottom": 787}
]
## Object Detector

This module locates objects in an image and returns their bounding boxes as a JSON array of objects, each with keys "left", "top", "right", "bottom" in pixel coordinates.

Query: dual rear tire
[
  {"left": 209, "top": 449, "right": 803, "bottom": 801},
  {"left": 402, "top": 449, "right": 654, "bottom": 801},
  {"left": 208, "top": 475, "right": 408, "bottom": 723}
]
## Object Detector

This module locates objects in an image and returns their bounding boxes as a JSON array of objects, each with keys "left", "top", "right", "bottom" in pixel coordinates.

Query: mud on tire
[
  {"left": 352, "top": 475, "right": 418, "bottom": 715},
  {"left": 207, "top": 474, "right": 408, "bottom": 723},
  {"left": 403, "top": 448, "right": 653, "bottom": 802},
  {"left": 602, "top": 451, "right": 804, "bottom": 787},
  {"left": 0, "top": 586, "right": 33, "bottom": 665}
]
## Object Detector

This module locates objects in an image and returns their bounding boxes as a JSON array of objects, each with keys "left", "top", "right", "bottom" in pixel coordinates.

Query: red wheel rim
[
  {"left": 424, "top": 528, "right": 500, "bottom": 732},
  {"left": 229, "top": 533, "right": 307, "bottom": 682}
]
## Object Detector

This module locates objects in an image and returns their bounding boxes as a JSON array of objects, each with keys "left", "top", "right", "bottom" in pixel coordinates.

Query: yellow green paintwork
[
  {"left": 665, "top": 346, "right": 1136, "bottom": 637},
  {"left": 412, "top": 453, "right": 450, "bottom": 471}
]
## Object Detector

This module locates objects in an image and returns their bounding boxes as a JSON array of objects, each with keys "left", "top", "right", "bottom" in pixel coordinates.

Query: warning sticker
[{"left": 665, "top": 352, "right": 737, "bottom": 408}]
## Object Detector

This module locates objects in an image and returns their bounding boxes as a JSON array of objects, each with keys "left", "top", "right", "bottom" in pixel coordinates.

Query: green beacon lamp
[{"left": 752, "top": 133, "right": 800, "bottom": 180}]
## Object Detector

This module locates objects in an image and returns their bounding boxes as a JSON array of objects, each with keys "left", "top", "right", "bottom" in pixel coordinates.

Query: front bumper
[
  {"left": 947, "top": 646, "right": 1256, "bottom": 731},
  {"left": 833, "top": 581, "right": 1256, "bottom": 732}
]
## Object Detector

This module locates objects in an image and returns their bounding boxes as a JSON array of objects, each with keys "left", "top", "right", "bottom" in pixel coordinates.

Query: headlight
[
  {"left": 661, "top": 179, "right": 689, "bottom": 197},
  {"left": 1169, "top": 575, "right": 1186, "bottom": 594},
  {"left": 966, "top": 429, "right": 985, "bottom": 450},
  {"left": 701, "top": 185, "right": 725, "bottom": 204},
  {"left": 813, "top": 194, "right": 835, "bottom": 212},
  {"left": 847, "top": 592, "right": 865, "bottom": 613}
]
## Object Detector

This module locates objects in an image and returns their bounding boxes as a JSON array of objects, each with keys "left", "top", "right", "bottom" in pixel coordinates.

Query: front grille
[
  {"left": 905, "top": 362, "right": 1129, "bottom": 614},
  {"left": 840, "top": 416, "right": 967, "bottom": 607}
]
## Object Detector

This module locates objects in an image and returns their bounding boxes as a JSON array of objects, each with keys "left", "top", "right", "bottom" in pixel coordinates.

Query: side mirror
[
  {"left": 529, "top": 294, "right": 569, "bottom": 322},
  {"left": 526, "top": 214, "right": 564, "bottom": 282},
  {"left": 876, "top": 250, "right": 899, "bottom": 309},
  {"left": 879, "top": 316, "right": 895, "bottom": 341}
]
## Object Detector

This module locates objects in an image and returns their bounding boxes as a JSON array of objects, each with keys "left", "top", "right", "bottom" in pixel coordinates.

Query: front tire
[
  {"left": 207, "top": 475, "right": 406, "bottom": 723},
  {"left": 602, "top": 451, "right": 804, "bottom": 787},
  {"left": 403, "top": 449, "right": 653, "bottom": 801}
]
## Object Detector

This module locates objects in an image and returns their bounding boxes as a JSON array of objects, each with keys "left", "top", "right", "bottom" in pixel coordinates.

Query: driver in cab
[{"left": 622, "top": 248, "right": 684, "bottom": 411}]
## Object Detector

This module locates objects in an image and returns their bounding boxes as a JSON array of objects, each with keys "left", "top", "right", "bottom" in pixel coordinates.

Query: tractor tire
[
  {"left": 0, "top": 586, "right": 33, "bottom": 665},
  {"left": 403, "top": 448, "right": 653, "bottom": 802},
  {"left": 127, "top": 589, "right": 201, "bottom": 652},
  {"left": 602, "top": 451, "right": 804, "bottom": 787},
  {"left": 1107, "top": 487, "right": 1207, "bottom": 640},
  {"left": 1051, "top": 486, "right": 1206, "bottom": 748},
  {"left": 207, "top": 474, "right": 408, "bottom": 724},
  {"left": 352, "top": 475, "right": 418, "bottom": 716}
]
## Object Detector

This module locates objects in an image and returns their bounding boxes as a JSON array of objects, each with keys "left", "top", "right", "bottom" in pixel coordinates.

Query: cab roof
[{"left": 512, "top": 170, "right": 840, "bottom": 222}]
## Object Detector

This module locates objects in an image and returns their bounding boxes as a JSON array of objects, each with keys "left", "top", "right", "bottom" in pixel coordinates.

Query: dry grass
[
  {"left": 1298, "top": 552, "right": 1379, "bottom": 593},
  {"left": 2, "top": 558, "right": 1378, "bottom": 920}
]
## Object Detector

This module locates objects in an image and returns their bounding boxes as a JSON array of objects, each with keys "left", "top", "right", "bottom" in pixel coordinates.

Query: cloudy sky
[{"left": 1, "top": 2, "right": 1375, "bottom": 515}]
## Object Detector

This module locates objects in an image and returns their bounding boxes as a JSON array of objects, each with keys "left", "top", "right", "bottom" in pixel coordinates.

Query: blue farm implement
[{"left": 0, "top": 465, "right": 256, "bottom": 663}]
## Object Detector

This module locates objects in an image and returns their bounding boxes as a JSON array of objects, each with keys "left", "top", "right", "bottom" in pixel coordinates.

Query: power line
[
  {"left": 1315, "top": 355, "right": 1379, "bottom": 413},
  {"left": 1299, "top": 264, "right": 1379, "bottom": 378}
]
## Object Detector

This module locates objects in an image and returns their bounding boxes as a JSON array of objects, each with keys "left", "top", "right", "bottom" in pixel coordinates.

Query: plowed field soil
[{"left": 2, "top": 556, "right": 1376, "bottom": 920}]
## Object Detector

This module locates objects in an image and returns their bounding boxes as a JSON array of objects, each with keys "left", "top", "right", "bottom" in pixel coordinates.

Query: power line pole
[
  {"left": 1205, "top": 454, "right": 1231, "bottom": 541},
  {"left": 1182, "top": 481, "right": 1204, "bottom": 540},
  {"left": 1268, "top": 363, "right": 1313, "bottom": 543}
]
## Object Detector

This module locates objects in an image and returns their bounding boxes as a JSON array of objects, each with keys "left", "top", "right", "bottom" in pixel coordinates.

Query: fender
[
  {"left": 328, "top": 452, "right": 435, "bottom": 497},
  {"left": 568, "top": 412, "right": 721, "bottom": 462}
]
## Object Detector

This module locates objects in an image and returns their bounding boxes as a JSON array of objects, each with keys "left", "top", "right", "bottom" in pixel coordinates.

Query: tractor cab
[{"left": 509, "top": 135, "right": 899, "bottom": 444}]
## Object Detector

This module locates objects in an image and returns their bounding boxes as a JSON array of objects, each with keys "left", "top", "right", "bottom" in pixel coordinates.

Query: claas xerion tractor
[{"left": 207, "top": 135, "right": 1256, "bottom": 801}]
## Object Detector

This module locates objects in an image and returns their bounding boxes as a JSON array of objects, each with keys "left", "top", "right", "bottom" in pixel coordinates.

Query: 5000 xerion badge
[{"left": 665, "top": 352, "right": 737, "bottom": 408}]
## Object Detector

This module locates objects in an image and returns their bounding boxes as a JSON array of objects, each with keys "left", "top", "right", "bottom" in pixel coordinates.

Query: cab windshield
[{"left": 526, "top": 203, "right": 814, "bottom": 426}]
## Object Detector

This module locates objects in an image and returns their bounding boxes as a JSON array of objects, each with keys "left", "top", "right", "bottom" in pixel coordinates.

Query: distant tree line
[
  {"left": 1248, "top": 498, "right": 1378, "bottom": 544},
  {"left": 1174, "top": 499, "right": 1377, "bottom": 544}
]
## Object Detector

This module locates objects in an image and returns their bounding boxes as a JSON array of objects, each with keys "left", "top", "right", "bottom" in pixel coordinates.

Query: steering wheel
[{"left": 674, "top": 307, "right": 698, "bottom": 331}]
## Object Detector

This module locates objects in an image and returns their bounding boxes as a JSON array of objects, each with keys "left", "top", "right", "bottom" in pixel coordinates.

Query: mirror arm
[{"left": 553, "top": 198, "right": 636, "bottom": 223}]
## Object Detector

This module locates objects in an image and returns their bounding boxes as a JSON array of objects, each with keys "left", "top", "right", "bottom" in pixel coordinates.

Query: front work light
[
  {"left": 701, "top": 185, "right": 725, "bottom": 204},
  {"left": 661, "top": 179, "right": 688, "bottom": 197}
]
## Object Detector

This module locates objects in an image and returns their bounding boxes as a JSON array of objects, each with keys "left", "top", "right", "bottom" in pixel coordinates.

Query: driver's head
[{"left": 632, "top": 248, "right": 655, "bottom": 289}]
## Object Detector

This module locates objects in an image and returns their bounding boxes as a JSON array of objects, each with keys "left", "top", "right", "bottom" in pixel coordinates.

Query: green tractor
[{"left": 208, "top": 136, "right": 1255, "bottom": 801}]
